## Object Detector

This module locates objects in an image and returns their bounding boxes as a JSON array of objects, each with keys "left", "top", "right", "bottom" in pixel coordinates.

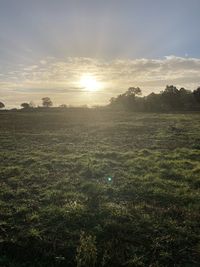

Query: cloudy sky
[{"left": 0, "top": 0, "right": 200, "bottom": 107}]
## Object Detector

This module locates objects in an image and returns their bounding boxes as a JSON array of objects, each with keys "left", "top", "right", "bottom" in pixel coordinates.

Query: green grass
[{"left": 0, "top": 110, "right": 200, "bottom": 266}]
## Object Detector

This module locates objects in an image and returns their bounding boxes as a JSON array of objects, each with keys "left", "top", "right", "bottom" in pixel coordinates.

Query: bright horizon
[{"left": 1, "top": 0, "right": 200, "bottom": 108}]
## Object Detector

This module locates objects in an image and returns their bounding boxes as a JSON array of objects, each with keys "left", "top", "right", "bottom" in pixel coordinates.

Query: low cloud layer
[{"left": 1, "top": 56, "right": 200, "bottom": 107}]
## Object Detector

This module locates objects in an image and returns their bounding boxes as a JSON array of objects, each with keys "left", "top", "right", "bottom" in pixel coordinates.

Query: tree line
[
  {"left": 1, "top": 85, "right": 200, "bottom": 111},
  {"left": 0, "top": 97, "right": 54, "bottom": 110},
  {"left": 109, "top": 85, "right": 200, "bottom": 111}
]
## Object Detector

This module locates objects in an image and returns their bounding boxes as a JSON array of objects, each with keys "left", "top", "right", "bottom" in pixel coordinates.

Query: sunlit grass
[{"left": 0, "top": 110, "right": 200, "bottom": 266}]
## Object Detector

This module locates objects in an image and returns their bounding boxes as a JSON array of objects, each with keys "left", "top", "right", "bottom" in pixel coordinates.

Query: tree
[
  {"left": 0, "top": 102, "right": 5, "bottom": 109},
  {"left": 125, "top": 87, "right": 142, "bottom": 96},
  {"left": 146, "top": 92, "right": 163, "bottom": 111},
  {"left": 193, "top": 87, "right": 200, "bottom": 103},
  {"left": 42, "top": 97, "right": 53, "bottom": 108},
  {"left": 109, "top": 87, "right": 142, "bottom": 110},
  {"left": 161, "top": 85, "right": 181, "bottom": 110},
  {"left": 21, "top": 103, "right": 30, "bottom": 109},
  {"left": 179, "top": 88, "right": 194, "bottom": 110}
]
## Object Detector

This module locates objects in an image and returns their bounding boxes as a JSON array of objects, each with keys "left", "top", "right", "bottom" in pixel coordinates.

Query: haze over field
[{"left": 1, "top": 0, "right": 200, "bottom": 107}]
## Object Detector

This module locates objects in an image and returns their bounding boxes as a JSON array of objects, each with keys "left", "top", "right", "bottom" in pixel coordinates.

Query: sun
[{"left": 79, "top": 74, "right": 101, "bottom": 92}]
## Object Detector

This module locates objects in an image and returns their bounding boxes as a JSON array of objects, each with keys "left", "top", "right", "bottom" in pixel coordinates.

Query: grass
[{"left": 0, "top": 110, "right": 200, "bottom": 266}]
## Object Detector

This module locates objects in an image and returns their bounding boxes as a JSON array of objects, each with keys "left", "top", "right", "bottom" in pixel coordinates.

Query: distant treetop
[
  {"left": 21, "top": 103, "right": 30, "bottom": 109},
  {"left": 42, "top": 97, "right": 53, "bottom": 108},
  {"left": 0, "top": 102, "right": 5, "bottom": 109}
]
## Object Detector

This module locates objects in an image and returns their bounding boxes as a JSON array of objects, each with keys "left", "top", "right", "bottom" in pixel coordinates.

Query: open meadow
[{"left": 0, "top": 110, "right": 200, "bottom": 267}]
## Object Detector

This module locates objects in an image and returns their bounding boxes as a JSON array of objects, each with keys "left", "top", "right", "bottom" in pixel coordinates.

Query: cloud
[
  {"left": 1, "top": 55, "right": 200, "bottom": 107},
  {"left": 15, "top": 87, "right": 85, "bottom": 93}
]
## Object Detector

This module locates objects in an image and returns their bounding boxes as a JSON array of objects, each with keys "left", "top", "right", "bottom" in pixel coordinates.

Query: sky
[{"left": 0, "top": 0, "right": 200, "bottom": 107}]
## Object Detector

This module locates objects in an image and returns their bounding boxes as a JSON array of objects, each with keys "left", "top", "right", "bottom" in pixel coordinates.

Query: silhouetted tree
[
  {"left": 146, "top": 92, "right": 163, "bottom": 111},
  {"left": 178, "top": 87, "right": 195, "bottom": 110},
  {"left": 42, "top": 97, "right": 53, "bottom": 107},
  {"left": 21, "top": 103, "right": 30, "bottom": 109},
  {"left": 193, "top": 87, "right": 200, "bottom": 103},
  {"left": 109, "top": 87, "right": 142, "bottom": 110},
  {"left": 0, "top": 102, "right": 5, "bottom": 109},
  {"left": 161, "top": 85, "right": 181, "bottom": 110},
  {"left": 125, "top": 87, "right": 142, "bottom": 96}
]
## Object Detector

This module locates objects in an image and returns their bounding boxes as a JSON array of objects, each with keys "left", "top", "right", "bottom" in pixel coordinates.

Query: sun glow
[{"left": 79, "top": 74, "right": 102, "bottom": 92}]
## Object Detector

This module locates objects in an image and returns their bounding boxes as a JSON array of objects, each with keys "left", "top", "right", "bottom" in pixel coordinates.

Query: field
[{"left": 0, "top": 110, "right": 200, "bottom": 267}]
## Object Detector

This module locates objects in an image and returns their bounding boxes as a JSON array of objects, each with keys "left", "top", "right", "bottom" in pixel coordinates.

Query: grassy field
[{"left": 0, "top": 110, "right": 200, "bottom": 267}]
